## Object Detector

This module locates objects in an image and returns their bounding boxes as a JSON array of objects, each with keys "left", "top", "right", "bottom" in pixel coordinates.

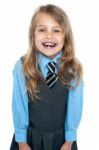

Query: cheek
[
  {"left": 35, "top": 34, "right": 43, "bottom": 43},
  {"left": 59, "top": 36, "right": 64, "bottom": 46},
  {"left": 57, "top": 34, "right": 64, "bottom": 42},
  {"left": 35, "top": 34, "right": 40, "bottom": 45}
]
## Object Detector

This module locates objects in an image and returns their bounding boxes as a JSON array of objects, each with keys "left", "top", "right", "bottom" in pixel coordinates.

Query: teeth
[
  {"left": 42, "top": 42, "right": 56, "bottom": 47},
  {"left": 44, "top": 42, "right": 55, "bottom": 46}
]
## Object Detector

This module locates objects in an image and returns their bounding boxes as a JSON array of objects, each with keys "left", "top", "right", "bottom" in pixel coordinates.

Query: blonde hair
[{"left": 22, "top": 4, "right": 83, "bottom": 100}]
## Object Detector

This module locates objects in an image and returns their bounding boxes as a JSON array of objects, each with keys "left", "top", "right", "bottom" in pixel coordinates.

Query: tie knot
[{"left": 47, "top": 61, "right": 56, "bottom": 74}]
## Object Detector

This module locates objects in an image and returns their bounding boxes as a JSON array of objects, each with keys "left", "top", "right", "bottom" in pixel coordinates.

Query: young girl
[{"left": 10, "top": 4, "right": 83, "bottom": 150}]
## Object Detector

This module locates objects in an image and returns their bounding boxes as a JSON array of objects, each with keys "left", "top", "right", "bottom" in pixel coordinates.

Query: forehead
[{"left": 36, "top": 13, "right": 62, "bottom": 27}]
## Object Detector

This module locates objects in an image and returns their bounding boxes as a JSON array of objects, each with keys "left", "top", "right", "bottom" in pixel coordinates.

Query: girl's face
[{"left": 34, "top": 13, "right": 64, "bottom": 58}]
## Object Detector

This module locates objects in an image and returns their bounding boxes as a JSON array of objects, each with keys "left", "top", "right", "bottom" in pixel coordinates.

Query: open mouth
[{"left": 42, "top": 42, "right": 57, "bottom": 48}]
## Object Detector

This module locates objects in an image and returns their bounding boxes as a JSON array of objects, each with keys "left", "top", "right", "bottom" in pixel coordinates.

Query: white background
[{"left": 0, "top": 0, "right": 99, "bottom": 149}]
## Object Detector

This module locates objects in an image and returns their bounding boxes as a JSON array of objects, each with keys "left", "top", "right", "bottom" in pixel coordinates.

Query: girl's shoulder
[
  {"left": 13, "top": 58, "right": 27, "bottom": 89},
  {"left": 13, "top": 58, "right": 23, "bottom": 74},
  {"left": 70, "top": 78, "right": 84, "bottom": 92},
  {"left": 71, "top": 78, "right": 84, "bottom": 86}
]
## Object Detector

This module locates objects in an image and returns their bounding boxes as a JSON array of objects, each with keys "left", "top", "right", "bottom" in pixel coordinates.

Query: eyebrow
[
  {"left": 36, "top": 25, "right": 46, "bottom": 28},
  {"left": 36, "top": 25, "right": 61, "bottom": 28}
]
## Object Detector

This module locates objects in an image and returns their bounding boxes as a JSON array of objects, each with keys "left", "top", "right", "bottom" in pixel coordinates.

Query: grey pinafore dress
[{"left": 10, "top": 76, "right": 77, "bottom": 150}]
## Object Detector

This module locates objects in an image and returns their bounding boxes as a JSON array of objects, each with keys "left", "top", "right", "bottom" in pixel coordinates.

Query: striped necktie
[{"left": 46, "top": 62, "right": 58, "bottom": 88}]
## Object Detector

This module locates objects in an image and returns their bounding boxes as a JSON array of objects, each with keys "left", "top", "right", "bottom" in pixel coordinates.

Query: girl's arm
[
  {"left": 65, "top": 79, "right": 83, "bottom": 142},
  {"left": 12, "top": 59, "right": 29, "bottom": 142}
]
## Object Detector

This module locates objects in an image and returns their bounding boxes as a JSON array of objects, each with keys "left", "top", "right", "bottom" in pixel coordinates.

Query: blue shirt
[{"left": 12, "top": 52, "right": 83, "bottom": 142}]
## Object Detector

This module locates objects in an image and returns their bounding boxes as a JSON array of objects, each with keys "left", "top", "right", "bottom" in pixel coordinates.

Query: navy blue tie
[{"left": 46, "top": 62, "right": 58, "bottom": 88}]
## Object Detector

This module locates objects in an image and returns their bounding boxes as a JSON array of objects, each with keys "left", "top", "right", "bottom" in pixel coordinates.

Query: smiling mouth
[{"left": 42, "top": 42, "right": 57, "bottom": 48}]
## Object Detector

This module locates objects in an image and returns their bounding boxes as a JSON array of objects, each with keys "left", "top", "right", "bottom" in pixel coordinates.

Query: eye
[
  {"left": 38, "top": 28, "right": 45, "bottom": 32},
  {"left": 53, "top": 29, "right": 61, "bottom": 33}
]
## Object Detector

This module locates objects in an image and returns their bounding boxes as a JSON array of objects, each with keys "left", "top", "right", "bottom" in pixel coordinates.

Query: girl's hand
[
  {"left": 18, "top": 142, "right": 31, "bottom": 150},
  {"left": 60, "top": 142, "right": 72, "bottom": 150}
]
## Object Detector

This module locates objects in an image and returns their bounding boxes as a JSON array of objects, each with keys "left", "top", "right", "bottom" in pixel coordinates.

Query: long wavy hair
[{"left": 22, "top": 4, "right": 83, "bottom": 100}]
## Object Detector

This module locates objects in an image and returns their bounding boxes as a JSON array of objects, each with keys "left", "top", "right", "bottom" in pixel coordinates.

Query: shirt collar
[{"left": 38, "top": 51, "right": 62, "bottom": 70}]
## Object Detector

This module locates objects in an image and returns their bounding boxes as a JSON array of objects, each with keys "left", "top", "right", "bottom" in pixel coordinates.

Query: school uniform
[{"left": 10, "top": 52, "right": 83, "bottom": 150}]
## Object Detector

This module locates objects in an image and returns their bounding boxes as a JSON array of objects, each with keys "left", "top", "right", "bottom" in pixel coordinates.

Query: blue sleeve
[
  {"left": 65, "top": 79, "right": 84, "bottom": 141},
  {"left": 12, "top": 59, "right": 29, "bottom": 142}
]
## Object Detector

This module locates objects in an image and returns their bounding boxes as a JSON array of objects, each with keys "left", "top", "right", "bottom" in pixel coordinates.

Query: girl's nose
[{"left": 46, "top": 31, "right": 53, "bottom": 38}]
